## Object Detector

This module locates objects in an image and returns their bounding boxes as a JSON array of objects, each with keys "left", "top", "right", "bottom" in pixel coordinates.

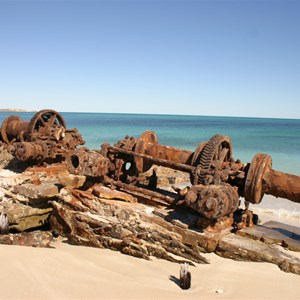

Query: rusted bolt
[{"left": 205, "top": 197, "right": 217, "bottom": 211}]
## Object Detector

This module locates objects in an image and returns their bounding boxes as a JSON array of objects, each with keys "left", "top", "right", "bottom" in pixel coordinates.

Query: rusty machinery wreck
[
  {"left": 1, "top": 109, "right": 300, "bottom": 273},
  {"left": 1, "top": 109, "right": 300, "bottom": 227}
]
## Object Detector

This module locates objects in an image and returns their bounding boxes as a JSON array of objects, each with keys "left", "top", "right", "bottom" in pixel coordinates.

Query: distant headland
[{"left": 0, "top": 109, "right": 36, "bottom": 112}]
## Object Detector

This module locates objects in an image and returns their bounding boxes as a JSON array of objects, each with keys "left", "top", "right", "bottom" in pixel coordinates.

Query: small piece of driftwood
[
  {"left": 0, "top": 212, "right": 9, "bottom": 234},
  {"left": 179, "top": 262, "right": 191, "bottom": 290}
]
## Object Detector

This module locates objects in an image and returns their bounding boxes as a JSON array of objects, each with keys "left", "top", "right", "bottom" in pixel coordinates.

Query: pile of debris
[{"left": 0, "top": 109, "right": 300, "bottom": 275}]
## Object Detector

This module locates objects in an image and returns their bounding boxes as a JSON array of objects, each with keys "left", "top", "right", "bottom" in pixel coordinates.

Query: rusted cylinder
[
  {"left": 184, "top": 184, "right": 240, "bottom": 220},
  {"left": 144, "top": 143, "right": 192, "bottom": 165},
  {"left": 263, "top": 169, "right": 300, "bottom": 203},
  {"left": 66, "top": 149, "right": 110, "bottom": 177},
  {"left": 244, "top": 153, "right": 300, "bottom": 204},
  {"left": 119, "top": 131, "right": 194, "bottom": 173},
  {"left": 13, "top": 142, "right": 48, "bottom": 161},
  {"left": 0, "top": 116, "right": 29, "bottom": 143},
  {"left": 108, "top": 145, "right": 195, "bottom": 173}
]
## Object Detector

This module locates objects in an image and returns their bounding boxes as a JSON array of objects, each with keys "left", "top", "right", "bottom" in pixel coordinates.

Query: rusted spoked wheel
[
  {"left": 26, "top": 109, "right": 66, "bottom": 140},
  {"left": 192, "top": 134, "right": 232, "bottom": 184},
  {"left": 134, "top": 131, "right": 158, "bottom": 173}
]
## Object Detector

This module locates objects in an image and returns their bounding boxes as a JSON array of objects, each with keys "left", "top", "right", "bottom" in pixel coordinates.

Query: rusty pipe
[
  {"left": 263, "top": 169, "right": 300, "bottom": 203},
  {"left": 132, "top": 131, "right": 194, "bottom": 173},
  {"left": 244, "top": 153, "right": 300, "bottom": 204},
  {"left": 142, "top": 143, "right": 192, "bottom": 165},
  {"left": 108, "top": 145, "right": 195, "bottom": 174}
]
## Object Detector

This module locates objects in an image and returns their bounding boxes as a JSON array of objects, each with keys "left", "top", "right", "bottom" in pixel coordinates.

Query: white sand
[
  {"left": 1, "top": 238, "right": 300, "bottom": 300},
  {"left": 1, "top": 193, "right": 300, "bottom": 299}
]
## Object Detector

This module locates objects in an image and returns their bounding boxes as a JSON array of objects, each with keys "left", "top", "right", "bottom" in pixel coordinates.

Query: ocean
[
  {"left": 1, "top": 111, "right": 300, "bottom": 222},
  {"left": 1, "top": 111, "right": 300, "bottom": 175}
]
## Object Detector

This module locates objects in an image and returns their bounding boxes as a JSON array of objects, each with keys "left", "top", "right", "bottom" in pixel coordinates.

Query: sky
[{"left": 0, "top": 0, "right": 299, "bottom": 118}]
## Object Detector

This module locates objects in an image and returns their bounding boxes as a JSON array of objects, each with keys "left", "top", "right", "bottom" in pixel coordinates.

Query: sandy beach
[
  {"left": 0, "top": 241, "right": 299, "bottom": 300},
  {"left": 1, "top": 202, "right": 300, "bottom": 300}
]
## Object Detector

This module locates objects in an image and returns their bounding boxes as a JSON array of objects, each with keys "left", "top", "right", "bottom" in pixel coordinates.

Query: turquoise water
[{"left": 1, "top": 111, "right": 300, "bottom": 175}]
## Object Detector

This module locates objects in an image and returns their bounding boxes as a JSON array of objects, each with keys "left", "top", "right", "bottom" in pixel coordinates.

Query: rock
[
  {"left": 0, "top": 169, "right": 30, "bottom": 189},
  {"left": 1, "top": 202, "right": 52, "bottom": 232},
  {"left": 50, "top": 188, "right": 209, "bottom": 264},
  {"left": 13, "top": 183, "right": 59, "bottom": 199},
  {"left": 57, "top": 173, "right": 86, "bottom": 189},
  {"left": 0, "top": 144, "right": 14, "bottom": 169},
  {"left": 92, "top": 185, "right": 137, "bottom": 203},
  {"left": 216, "top": 233, "right": 300, "bottom": 275},
  {"left": 0, "top": 231, "right": 53, "bottom": 247},
  {"left": 237, "top": 221, "right": 300, "bottom": 252},
  {"left": 25, "top": 164, "right": 86, "bottom": 189}
]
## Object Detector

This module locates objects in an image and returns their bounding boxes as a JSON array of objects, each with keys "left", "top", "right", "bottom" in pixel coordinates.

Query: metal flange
[{"left": 244, "top": 153, "right": 272, "bottom": 204}]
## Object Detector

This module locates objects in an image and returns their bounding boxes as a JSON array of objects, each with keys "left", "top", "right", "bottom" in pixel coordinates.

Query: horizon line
[{"left": 1, "top": 108, "right": 299, "bottom": 121}]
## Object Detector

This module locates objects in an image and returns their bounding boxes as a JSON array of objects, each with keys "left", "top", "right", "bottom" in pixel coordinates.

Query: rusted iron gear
[
  {"left": 191, "top": 134, "right": 232, "bottom": 185},
  {"left": 0, "top": 116, "right": 29, "bottom": 144},
  {"left": 66, "top": 148, "right": 110, "bottom": 178},
  {"left": 13, "top": 141, "right": 49, "bottom": 161},
  {"left": 26, "top": 109, "right": 66, "bottom": 141},
  {"left": 244, "top": 153, "right": 300, "bottom": 204},
  {"left": 184, "top": 184, "right": 240, "bottom": 220},
  {"left": 191, "top": 142, "right": 207, "bottom": 166}
]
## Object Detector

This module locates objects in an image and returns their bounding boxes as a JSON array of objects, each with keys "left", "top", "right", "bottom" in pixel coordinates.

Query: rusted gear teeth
[{"left": 191, "top": 134, "right": 232, "bottom": 185}]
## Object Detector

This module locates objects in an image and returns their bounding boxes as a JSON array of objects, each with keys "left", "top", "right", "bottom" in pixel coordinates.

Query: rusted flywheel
[
  {"left": 134, "top": 131, "right": 158, "bottom": 173},
  {"left": 26, "top": 109, "right": 66, "bottom": 141},
  {"left": 191, "top": 134, "right": 232, "bottom": 184}
]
